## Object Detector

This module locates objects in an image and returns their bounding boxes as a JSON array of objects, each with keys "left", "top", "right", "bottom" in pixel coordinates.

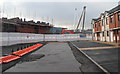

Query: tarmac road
[
  {"left": 71, "top": 40, "right": 118, "bottom": 73},
  {"left": 5, "top": 42, "right": 81, "bottom": 72}
]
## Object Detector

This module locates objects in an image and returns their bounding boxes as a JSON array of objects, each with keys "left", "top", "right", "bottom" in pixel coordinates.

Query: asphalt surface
[
  {"left": 71, "top": 40, "right": 113, "bottom": 48},
  {"left": 83, "top": 48, "right": 118, "bottom": 72},
  {"left": 71, "top": 40, "right": 118, "bottom": 73},
  {"left": 5, "top": 42, "right": 81, "bottom": 72},
  {"left": 68, "top": 42, "right": 107, "bottom": 73}
]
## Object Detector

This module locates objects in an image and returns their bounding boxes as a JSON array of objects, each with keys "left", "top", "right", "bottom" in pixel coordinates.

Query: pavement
[
  {"left": 5, "top": 42, "right": 81, "bottom": 72},
  {"left": 71, "top": 40, "right": 119, "bottom": 72}
]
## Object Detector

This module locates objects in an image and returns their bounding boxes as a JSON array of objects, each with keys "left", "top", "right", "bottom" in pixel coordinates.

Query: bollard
[
  {"left": 27, "top": 45, "right": 29, "bottom": 47},
  {"left": 17, "top": 48, "right": 19, "bottom": 51},
  {"left": 21, "top": 47, "right": 23, "bottom": 50},
  {"left": 11, "top": 49, "right": 14, "bottom": 53},
  {"left": 23, "top": 46, "right": 25, "bottom": 49},
  {"left": 25, "top": 46, "right": 27, "bottom": 48}
]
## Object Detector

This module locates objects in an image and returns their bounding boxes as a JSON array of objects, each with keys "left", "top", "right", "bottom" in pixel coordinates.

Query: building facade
[
  {"left": 1, "top": 17, "right": 53, "bottom": 34},
  {"left": 92, "top": 4, "right": 120, "bottom": 43}
]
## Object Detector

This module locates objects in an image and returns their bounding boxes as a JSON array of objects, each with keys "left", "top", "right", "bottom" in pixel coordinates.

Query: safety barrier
[
  {"left": 0, "top": 57, "right": 2, "bottom": 64},
  {"left": 13, "top": 44, "right": 43, "bottom": 57},
  {"left": 0, "top": 32, "right": 92, "bottom": 46},
  {"left": 1, "top": 55, "right": 20, "bottom": 63},
  {"left": 0, "top": 44, "right": 43, "bottom": 64}
]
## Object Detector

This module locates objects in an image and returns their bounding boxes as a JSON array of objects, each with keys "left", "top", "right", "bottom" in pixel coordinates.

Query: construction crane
[
  {"left": 61, "top": 6, "right": 86, "bottom": 34},
  {"left": 75, "top": 6, "right": 86, "bottom": 33}
]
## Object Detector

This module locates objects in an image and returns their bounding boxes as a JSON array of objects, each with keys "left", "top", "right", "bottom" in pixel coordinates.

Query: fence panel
[{"left": 1, "top": 32, "right": 92, "bottom": 46}]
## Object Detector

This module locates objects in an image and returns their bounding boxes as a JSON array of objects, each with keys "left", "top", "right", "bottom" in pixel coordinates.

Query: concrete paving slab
[{"left": 5, "top": 43, "right": 81, "bottom": 72}]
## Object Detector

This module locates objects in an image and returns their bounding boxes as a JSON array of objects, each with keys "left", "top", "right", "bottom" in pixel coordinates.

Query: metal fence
[{"left": 0, "top": 32, "right": 92, "bottom": 46}]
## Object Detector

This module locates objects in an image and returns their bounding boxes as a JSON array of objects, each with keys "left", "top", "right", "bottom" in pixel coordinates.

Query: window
[
  {"left": 103, "top": 32, "right": 104, "bottom": 37},
  {"left": 110, "top": 15, "right": 113, "bottom": 23},
  {"left": 97, "top": 22, "right": 100, "bottom": 27},
  {"left": 118, "top": 12, "right": 120, "bottom": 21},
  {"left": 102, "top": 20, "right": 104, "bottom": 26},
  {"left": 106, "top": 18, "right": 108, "bottom": 25},
  {"left": 107, "top": 31, "right": 109, "bottom": 36}
]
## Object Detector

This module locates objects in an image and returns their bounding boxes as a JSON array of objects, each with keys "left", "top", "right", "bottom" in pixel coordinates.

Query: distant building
[
  {"left": 92, "top": 4, "right": 120, "bottom": 43},
  {"left": 1, "top": 17, "right": 53, "bottom": 34},
  {"left": 50, "top": 27, "right": 66, "bottom": 34},
  {"left": 119, "top": 1, "right": 120, "bottom": 5}
]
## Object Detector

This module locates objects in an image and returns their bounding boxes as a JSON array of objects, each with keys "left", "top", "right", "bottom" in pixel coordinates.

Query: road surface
[
  {"left": 6, "top": 42, "right": 81, "bottom": 72},
  {"left": 71, "top": 40, "right": 118, "bottom": 72}
]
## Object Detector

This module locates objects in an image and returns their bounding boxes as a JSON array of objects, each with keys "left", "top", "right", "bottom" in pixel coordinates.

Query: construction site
[{"left": 0, "top": 1, "right": 119, "bottom": 74}]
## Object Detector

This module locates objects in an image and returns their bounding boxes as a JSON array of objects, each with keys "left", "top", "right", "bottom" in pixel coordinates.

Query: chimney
[
  {"left": 20, "top": 18, "right": 22, "bottom": 22},
  {"left": 24, "top": 18, "right": 26, "bottom": 22}
]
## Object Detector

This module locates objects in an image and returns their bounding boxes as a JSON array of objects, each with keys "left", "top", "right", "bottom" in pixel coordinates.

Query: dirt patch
[{"left": 19, "top": 54, "right": 45, "bottom": 63}]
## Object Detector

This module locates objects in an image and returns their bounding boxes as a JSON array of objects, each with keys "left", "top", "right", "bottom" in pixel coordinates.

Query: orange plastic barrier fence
[
  {"left": 13, "top": 44, "right": 43, "bottom": 57},
  {"left": 0, "top": 57, "right": 2, "bottom": 64},
  {"left": 0, "top": 44, "right": 43, "bottom": 64},
  {"left": 1, "top": 55, "right": 20, "bottom": 63}
]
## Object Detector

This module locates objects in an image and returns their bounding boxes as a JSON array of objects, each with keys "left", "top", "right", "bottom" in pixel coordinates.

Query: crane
[
  {"left": 75, "top": 6, "right": 86, "bottom": 33},
  {"left": 61, "top": 6, "right": 86, "bottom": 34}
]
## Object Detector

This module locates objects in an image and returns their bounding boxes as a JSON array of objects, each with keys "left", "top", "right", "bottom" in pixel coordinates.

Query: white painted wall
[
  {"left": 110, "top": 31, "right": 113, "bottom": 42},
  {"left": 0, "top": 32, "right": 92, "bottom": 46},
  {"left": 100, "top": 32, "right": 103, "bottom": 41}
]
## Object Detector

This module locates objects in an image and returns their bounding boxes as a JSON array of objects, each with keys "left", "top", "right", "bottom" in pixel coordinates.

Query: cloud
[
  {"left": 2, "top": 2, "right": 119, "bottom": 29},
  {"left": 4, "top": 0, "right": 120, "bottom": 2}
]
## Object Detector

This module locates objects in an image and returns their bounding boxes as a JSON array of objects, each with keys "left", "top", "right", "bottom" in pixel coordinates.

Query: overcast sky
[{"left": 0, "top": 0, "right": 120, "bottom": 30}]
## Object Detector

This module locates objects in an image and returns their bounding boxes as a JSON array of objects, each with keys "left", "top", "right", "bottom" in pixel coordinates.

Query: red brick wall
[
  {"left": 109, "top": 14, "right": 116, "bottom": 29},
  {"left": 116, "top": 12, "right": 120, "bottom": 28},
  {"left": 109, "top": 12, "right": 120, "bottom": 29},
  {"left": 16, "top": 26, "right": 35, "bottom": 33},
  {"left": 38, "top": 26, "right": 51, "bottom": 34},
  {"left": 94, "top": 21, "right": 102, "bottom": 32}
]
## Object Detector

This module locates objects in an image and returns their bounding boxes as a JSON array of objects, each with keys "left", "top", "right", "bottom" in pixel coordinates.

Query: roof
[
  {"left": 92, "top": 5, "right": 120, "bottom": 22},
  {"left": 0, "top": 17, "right": 53, "bottom": 27},
  {"left": 108, "top": 5, "right": 120, "bottom": 14},
  {"left": 92, "top": 17, "right": 101, "bottom": 21}
]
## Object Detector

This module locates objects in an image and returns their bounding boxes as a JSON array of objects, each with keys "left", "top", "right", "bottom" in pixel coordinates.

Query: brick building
[
  {"left": 1, "top": 17, "right": 53, "bottom": 34},
  {"left": 92, "top": 4, "right": 120, "bottom": 43}
]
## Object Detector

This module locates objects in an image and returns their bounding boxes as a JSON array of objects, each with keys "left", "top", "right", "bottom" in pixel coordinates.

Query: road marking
[{"left": 79, "top": 46, "right": 120, "bottom": 50}]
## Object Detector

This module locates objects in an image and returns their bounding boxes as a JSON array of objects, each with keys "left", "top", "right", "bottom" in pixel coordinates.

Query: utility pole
[
  {"left": 74, "top": 8, "right": 77, "bottom": 31},
  {"left": 14, "top": 7, "right": 16, "bottom": 17},
  {"left": 19, "top": 8, "right": 22, "bottom": 18},
  {"left": 52, "top": 18, "right": 53, "bottom": 25},
  {"left": 2, "top": 0, "right": 4, "bottom": 17}
]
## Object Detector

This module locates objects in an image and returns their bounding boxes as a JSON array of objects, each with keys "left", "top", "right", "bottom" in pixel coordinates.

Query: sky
[{"left": 0, "top": 0, "right": 120, "bottom": 30}]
